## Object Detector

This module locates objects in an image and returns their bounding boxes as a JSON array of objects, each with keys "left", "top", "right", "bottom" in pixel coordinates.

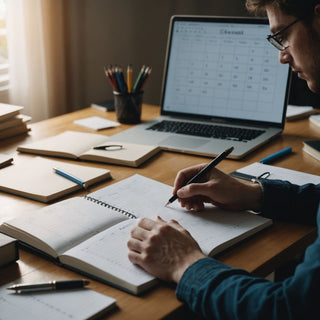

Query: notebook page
[
  {"left": 1, "top": 197, "right": 128, "bottom": 257},
  {"left": 17, "top": 130, "right": 108, "bottom": 157},
  {"left": 61, "top": 219, "right": 155, "bottom": 290},
  {"left": 88, "top": 174, "right": 173, "bottom": 218}
]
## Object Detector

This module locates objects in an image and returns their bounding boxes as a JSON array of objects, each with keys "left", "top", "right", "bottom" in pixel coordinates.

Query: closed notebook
[
  {"left": 303, "top": 140, "right": 320, "bottom": 161},
  {"left": 0, "top": 103, "right": 23, "bottom": 121},
  {"left": 0, "top": 122, "right": 30, "bottom": 140},
  {"left": 0, "top": 233, "right": 19, "bottom": 267},
  {"left": 17, "top": 130, "right": 160, "bottom": 167},
  {"left": 309, "top": 114, "right": 320, "bottom": 128},
  {"left": 0, "top": 155, "right": 111, "bottom": 203},
  {"left": 0, "top": 114, "right": 31, "bottom": 131},
  {"left": 286, "top": 105, "right": 315, "bottom": 121}
]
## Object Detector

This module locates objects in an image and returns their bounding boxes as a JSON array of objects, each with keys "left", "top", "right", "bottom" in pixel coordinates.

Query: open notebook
[
  {"left": 17, "top": 131, "right": 160, "bottom": 167},
  {"left": 0, "top": 174, "right": 272, "bottom": 295}
]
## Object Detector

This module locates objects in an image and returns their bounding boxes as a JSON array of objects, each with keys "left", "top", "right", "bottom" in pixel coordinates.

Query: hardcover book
[{"left": 0, "top": 233, "right": 19, "bottom": 267}]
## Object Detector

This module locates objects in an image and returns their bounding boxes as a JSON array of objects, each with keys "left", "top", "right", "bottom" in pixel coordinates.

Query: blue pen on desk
[
  {"left": 53, "top": 167, "right": 87, "bottom": 189},
  {"left": 260, "top": 147, "right": 292, "bottom": 164}
]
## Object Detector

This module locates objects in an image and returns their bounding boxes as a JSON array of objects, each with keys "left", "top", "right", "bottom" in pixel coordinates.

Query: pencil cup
[{"left": 113, "top": 91, "right": 143, "bottom": 124}]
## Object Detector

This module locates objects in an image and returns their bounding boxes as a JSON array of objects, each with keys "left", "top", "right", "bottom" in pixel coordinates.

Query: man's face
[{"left": 266, "top": 4, "right": 320, "bottom": 93}]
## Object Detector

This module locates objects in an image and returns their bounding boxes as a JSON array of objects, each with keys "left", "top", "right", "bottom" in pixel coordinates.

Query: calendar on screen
[{"left": 162, "top": 20, "right": 289, "bottom": 124}]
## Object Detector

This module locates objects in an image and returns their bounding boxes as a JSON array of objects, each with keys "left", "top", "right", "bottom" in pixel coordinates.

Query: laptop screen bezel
[{"left": 159, "top": 15, "right": 291, "bottom": 129}]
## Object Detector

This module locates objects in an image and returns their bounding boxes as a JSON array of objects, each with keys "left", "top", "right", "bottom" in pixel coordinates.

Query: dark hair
[{"left": 246, "top": 0, "right": 320, "bottom": 19}]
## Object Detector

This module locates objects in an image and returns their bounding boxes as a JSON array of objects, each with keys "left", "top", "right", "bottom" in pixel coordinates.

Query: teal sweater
[{"left": 176, "top": 180, "right": 320, "bottom": 319}]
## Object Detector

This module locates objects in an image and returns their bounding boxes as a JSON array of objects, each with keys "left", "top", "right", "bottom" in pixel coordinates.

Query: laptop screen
[{"left": 161, "top": 16, "right": 291, "bottom": 125}]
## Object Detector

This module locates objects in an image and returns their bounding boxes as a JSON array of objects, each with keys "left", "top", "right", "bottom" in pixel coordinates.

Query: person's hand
[
  {"left": 127, "top": 216, "right": 205, "bottom": 283},
  {"left": 173, "top": 164, "right": 263, "bottom": 212}
]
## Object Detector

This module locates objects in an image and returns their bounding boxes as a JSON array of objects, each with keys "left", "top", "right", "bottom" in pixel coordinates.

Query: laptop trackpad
[{"left": 159, "top": 136, "right": 208, "bottom": 149}]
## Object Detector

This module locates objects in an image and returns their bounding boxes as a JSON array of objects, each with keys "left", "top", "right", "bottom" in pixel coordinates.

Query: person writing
[{"left": 127, "top": 0, "right": 320, "bottom": 318}]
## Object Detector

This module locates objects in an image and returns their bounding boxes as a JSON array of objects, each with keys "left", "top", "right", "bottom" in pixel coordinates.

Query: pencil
[
  {"left": 119, "top": 67, "right": 128, "bottom": 92},
  {"left": 127, "top": 64, "right": 133, "bottom": 93},
  {"left": 135, "top": 65, "right": 149, "bottom": 92},
  {"left": 114, "top": 66, "right": 124, "bottom": 93},
  {"left": 132, "top": 64, "right": 146, "bottom": 93},
  {"left": 165, "top": 146, "right": 234, "bottom": 206},
  {"left": 139, "top": 66, "right": 152, "bottom": 91},
  {"left": 53, "top": 167, "right": 87, "bottom": 189},
  {"left": 104, "top": 66, "right": 118, "bottom": 91}
]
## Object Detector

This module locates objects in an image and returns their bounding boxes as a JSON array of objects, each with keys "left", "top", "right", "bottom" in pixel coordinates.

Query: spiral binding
[{"left": 84, "top": 195, "right": 137, "bottom": 219}]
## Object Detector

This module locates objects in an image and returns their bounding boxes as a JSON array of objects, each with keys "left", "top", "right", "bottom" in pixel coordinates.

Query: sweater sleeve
[
  {"left": 176, "top": 228, "right": 320, "bottom": 319},
  {"left": 259, "top": 179, "right": 320, "bottom": 225},
  {"left": 176, "top": 185, "right": 320, "bottom": 320}
]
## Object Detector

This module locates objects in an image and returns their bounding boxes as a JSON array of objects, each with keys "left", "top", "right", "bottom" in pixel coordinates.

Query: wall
[{"left": 65, "top": 0, "right": 249, "bottom": 110}]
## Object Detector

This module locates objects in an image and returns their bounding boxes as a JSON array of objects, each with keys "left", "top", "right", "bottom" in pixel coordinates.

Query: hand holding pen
[
  {"left": 169, "top": 146, "right": 265, "bottom": 212},
  {"left": 165, "top": 146, "right": 234, "bottom": 206}
]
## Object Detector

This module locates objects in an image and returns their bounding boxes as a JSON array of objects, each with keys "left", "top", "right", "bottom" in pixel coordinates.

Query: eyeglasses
[
  {"left": 267, "top": 18, "right": 300, "bottom": 51},
  {"left": 93, "top": 144, "right": 123, "bottom": 151}
]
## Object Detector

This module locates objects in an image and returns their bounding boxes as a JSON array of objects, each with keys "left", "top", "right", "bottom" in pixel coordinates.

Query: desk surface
[{"left": 0, "top": 104, "right": 319, "bottom": 319}]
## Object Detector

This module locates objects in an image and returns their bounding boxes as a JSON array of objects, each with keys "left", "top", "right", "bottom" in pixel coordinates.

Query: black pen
[
  {"left": 165, "top": 146, "right": 234, "bottom": 206},
  {"left": 7, "top": 279, "right": 90, "bottom": 294}
]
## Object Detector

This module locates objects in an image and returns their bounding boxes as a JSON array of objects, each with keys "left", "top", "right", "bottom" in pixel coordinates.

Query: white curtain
[{"left": 6, "top": 0, "right": 68, "bottom": 122}]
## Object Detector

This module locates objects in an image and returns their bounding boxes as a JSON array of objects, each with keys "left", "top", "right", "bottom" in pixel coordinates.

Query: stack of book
[{"left": 0, "top": 103, "right": 31, "bottom": 140}]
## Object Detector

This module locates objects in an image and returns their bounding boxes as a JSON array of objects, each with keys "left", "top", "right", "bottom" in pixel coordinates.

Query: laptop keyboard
[{"left": 146, "top": 120, "right": 265, "bottom": 142}]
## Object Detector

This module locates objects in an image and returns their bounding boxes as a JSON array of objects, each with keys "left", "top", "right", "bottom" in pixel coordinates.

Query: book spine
[{"left": 84, "top": 195, "right": 137, "bottom": 219}]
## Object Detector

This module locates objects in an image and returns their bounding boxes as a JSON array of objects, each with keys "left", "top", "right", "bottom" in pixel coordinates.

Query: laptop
[{"left": 110, "top": 15, "right": 291, "bottom": 159}]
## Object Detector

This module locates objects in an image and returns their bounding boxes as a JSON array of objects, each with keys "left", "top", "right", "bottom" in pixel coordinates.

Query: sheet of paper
[
  {"left": 74, "top": 116, "right": 120, "bottom": 130},
  {"left": 286, "top": 105, "right": 315, "bottom": 120},
  {"left": 236, "top": 162, "right": 320, "bottom": 185},
  {"left": 0, "top": 285, "right": 116, "bottom": 320}
]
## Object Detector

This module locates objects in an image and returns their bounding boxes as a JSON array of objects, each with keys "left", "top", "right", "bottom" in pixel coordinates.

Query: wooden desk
[{"left": 0, "top": 104, "right": 319, "bottom": 319}]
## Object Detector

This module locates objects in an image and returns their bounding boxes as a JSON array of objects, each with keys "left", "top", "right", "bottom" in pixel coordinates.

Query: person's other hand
[{"left": 127, "top": 216, "right": 205, "bottom": 283}]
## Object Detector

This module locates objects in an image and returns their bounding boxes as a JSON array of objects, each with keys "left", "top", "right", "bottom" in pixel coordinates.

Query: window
[{"left": 0, "top": 0, "right": 9, "bottom": 102}]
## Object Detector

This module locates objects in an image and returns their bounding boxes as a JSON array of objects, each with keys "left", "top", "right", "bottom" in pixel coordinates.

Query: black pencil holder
[{"left": 113, "top": 91, "right": 143, "bottom": 124}]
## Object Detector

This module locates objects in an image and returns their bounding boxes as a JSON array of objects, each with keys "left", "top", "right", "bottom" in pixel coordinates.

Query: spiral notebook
[{"left": 0, "top": 174, "right": 271, "bottom": 295}]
